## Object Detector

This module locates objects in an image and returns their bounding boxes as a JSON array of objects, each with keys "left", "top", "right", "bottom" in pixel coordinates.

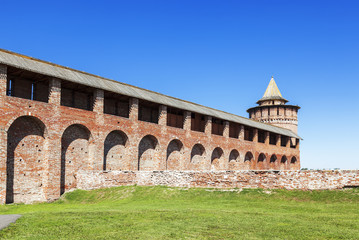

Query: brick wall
[
  {"left": 0, "top": 64, "right": 301, "bottom": 204},
  {"left": 248, "top": 106, "right": 299, "bottom": 134}
]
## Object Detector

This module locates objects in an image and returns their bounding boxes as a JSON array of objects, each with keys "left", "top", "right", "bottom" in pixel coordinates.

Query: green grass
[{"left": 0, "top": 186, "right": 358, "bottom": 239}]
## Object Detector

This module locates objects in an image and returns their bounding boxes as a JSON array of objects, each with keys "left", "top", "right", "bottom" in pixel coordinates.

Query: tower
[{"left": 247, "top": 77, "right": 300, "bottom": 133}]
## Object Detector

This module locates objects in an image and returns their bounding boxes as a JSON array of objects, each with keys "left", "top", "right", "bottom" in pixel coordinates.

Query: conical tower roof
[{"left": 257, "top": 77, "right": 288, "bottom": 104}]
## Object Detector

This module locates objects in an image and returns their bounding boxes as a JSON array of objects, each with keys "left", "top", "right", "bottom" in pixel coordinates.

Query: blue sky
[{"left": 2, "top": 1, "right": 358, "bottom": 169}]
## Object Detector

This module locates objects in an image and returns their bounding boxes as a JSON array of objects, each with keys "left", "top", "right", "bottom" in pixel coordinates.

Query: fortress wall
[
  {"left": 0, "top": 94, "right": 300, "bottom": 204},
  {"left": 0, "top": 63, "right": 300, "bottom": 204},
  {"left": 76, "top": 170, "right": 359, "bottom": 192}
]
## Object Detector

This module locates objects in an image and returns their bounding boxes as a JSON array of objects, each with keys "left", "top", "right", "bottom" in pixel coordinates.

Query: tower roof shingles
[{"left": 257, "top": 77, "right": 288, "bottom": 104}]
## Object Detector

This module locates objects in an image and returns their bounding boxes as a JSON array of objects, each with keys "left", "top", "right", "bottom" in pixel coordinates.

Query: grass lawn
[{"left": 0, "top": 186, "right": 358, "bottom": 239}]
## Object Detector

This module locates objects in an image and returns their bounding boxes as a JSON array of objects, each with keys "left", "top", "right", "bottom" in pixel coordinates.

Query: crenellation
[
  {"left": 239, "top": 125, "right": 244, "bottom": 141},
  {"left": 223, "top": 121, "right": 229, "bottom": 138},
  {"left": 48, "top": 78, "right": 61, "bottom": 106},
  {"left": 265, "top": 131, "right": 269, "bottom": 145},
  {"left": 253, "top": 128, "right": 258, "bottom": 143},
  {"left": 276, "top": 135, "right": 280, "bottom": 147},
  {"left": 93, "top": 89, "right": 104, "bottom": 114},
  {"left": 0, "top": 65, "right": 7, "bottom": 107},
  {"left": 286, "top": 137, "right": 291, "bottom": 148},
  {"left": 183, "top": 111, "right": 191, "bottom": 131},
  {"left": 129, "top": 98, "right": 139, "bottom": 121},
  {"left": 158, "top": 105, "right": 167, "bottom": 126},
  {"left": 204, "top": 116, "right": 212, "bottom": 136}
]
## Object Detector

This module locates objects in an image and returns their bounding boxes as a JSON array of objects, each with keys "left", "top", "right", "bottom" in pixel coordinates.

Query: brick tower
[{"left": 247, "top": 77, "right": 300, "bottom": 133}]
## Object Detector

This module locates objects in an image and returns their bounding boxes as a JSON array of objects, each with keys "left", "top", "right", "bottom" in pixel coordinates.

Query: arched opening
[
  {"left": 138, "top": 135, "right": 159, "bottom": 171},
  {"left": 190, "top": 144, "right": 206, "bottom": 170},
  {"left": 229, "top": 149, "right": 240, "bottom": 170},
  {"left": 211, "top": 147, "right": 225, "bottom": 170},
  {"left": 268, "top": 154, "right": 278, "bottom": 170},
  {"left": 257, "top": 153, "right": 266, "bottom": 169},
  {"left": 61, "top": 124, "right": 91, "bottom": 195},
  {"left": 104, "top": 130, "right": 129, "bottom": 171},
  {"left": 258, "top": 153, "right": 266, "bottom": 162},
  {"left": 290, "top": 156, "right": 297, "bottom": 164},
  {"left": 229, "top": 150, "right": 240, "bottom": 162},
  {"left": 211, "top": 147, "right": 226, "bottom": 170},
  {"left": 270, "top": 154, "right": 277, "bottom": 163},
  {"left": 281, "top": 155, "right": 288, "bottom": 164},
  {"left": 243, "top": 151, "right": 254, "bottom": 170},
  {"left": 6, "top": 116, "right": 46, "bottom": 204},
  {"left": 244, "top": 152, "right": 254, "bottom": 162},
  {"left": 166, "top": 139, "right": 184, "bottom": 170}
]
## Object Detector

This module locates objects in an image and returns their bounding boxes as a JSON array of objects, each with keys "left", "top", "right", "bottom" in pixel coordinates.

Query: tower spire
[{"left": 256, "top": 76, "right": 288, "bottom": 104}]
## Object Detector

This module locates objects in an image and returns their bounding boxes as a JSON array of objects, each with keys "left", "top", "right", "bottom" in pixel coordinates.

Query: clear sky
[{"left": 2, "top": 1, "right": 358, "bottom": 169}]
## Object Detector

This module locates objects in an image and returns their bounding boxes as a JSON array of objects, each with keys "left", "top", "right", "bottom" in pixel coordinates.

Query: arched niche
[
  {"left": 228, "top": 149, "right": 240, "bottom": 170},
  {"left": 104, "top": 130, "right": 129, "bottom": 171},
  {"left": 166, "top": 139, "right": 184, "bottom": 170},
  {"left": 6, "top": 116, "right": 47, "bottom": 204},
  {"left": 138, "top": 135, "right": 159, "bottom": 171},
  {"left": 61, "top": 124, "right": 91, "bottom": 195},
  {"left": 190, "top": 144, "right": 206, "bottom": 170},
  {"left": 211, "top": 147, "right": 225, "bottom": 170}
]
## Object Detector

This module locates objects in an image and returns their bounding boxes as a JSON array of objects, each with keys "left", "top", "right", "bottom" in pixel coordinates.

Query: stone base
[{"left": 76, "top": 170, "right": 359, "bottom": 192}]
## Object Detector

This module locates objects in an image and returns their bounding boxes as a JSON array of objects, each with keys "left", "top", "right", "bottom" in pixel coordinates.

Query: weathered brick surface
[
  {"left": 0, "top": 63, "right": 303, "bottom": 204},
  {"left": 1, "top": 59, "right": 357, "bottom": 205},
  {"left": 76, "top": 170, "right": 359, "bottom": 191},
  {"left": 248, "top": 106, "right": 299, "bottom": 134},
  {"left": 0, "top": 96, "right": 301, "bottom": 203}
]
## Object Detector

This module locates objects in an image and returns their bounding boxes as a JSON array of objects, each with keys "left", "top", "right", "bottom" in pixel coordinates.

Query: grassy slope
[{"left": 0, "top": 186, "right": 358, "bottom": 240}]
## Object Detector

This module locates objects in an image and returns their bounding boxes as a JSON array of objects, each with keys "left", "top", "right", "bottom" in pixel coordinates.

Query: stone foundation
[{"left": 76, "top": 170, "right": 359, "bottom": 192}]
